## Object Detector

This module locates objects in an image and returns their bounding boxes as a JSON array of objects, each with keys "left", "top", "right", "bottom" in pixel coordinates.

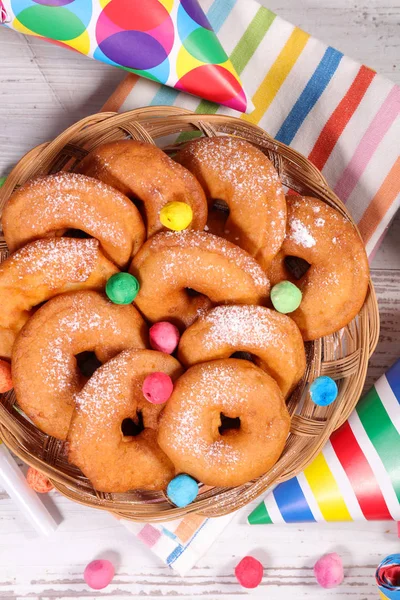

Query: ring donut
[
  {"left": 158, "top": 359, "right": 290, "bottom": 487},
  {"left": 2, "top": 173, "right": 146, "bottom": 268},
  {"left": 178, "top": 305, "right": 306, "bottom": 397},
  {"left": 68, "top": 350, "right": 183, "bottom": 492},
  {"left": 12, "top": 291, "right": 147, "bottom": 440},
  {"left": 130, "top": 231, "right": 270, "bottom": 329},
  {"left": 0, "top": 238, "right": 118, "bottom": 359},
  {"left": 76, "top": 140, "right": 208, "bottom": 237},
  {"left": 268, "top": 196, "right": 369, "bottom": 340},
  {"left": 176, "top": 137, "right": 286, "bottom": 268}
]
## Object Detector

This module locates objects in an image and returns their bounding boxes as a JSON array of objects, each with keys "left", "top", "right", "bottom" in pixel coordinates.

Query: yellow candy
[{"left": 160, "top": 202, "right": 193, "bottom": 231}]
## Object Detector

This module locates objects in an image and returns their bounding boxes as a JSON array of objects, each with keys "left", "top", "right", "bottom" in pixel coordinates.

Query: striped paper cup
[{"left": 249, "top": 359, "right": 400, "bottom": 525}]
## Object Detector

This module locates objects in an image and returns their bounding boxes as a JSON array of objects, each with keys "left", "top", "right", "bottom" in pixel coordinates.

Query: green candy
[
  {"left": 0, "top": 177, "right": 6, "bottom": 188},
  {"left": 106, "top": 273, "right": 139, "bottom": 305},
  {"left": 271, "top": 281, "right": 302, "bottom": 314}
]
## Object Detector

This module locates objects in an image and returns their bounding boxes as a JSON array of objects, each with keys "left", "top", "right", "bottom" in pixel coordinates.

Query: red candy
[
  {"left": 26, "top": 467, "right": 54, "bottom": 493},
  {"left": 84, "top": 559, "right": 115, "bottom": 590},
  {"left": 142, "top": 372, "right": 173, "bottom": 404},
  {"left": 235, "top": 556, "right": 263, "bottom": 589},
  {"left": 0, "top": 359, "right": 13, "bottom": 393},
  {"left": 149, "top": 322, "right": 180, "bottom": 354}
]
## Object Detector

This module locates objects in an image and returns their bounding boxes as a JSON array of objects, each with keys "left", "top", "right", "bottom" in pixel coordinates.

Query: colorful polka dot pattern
[{"left": 8, "top": 0, "right": 249, "bottom": 112}]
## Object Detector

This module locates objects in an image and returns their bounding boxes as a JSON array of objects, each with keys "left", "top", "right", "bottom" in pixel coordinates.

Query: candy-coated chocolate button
[
  {"left": 167, "top": 474, "right": 198, "bottom": 507},
  {"left": 106, "top": 273, "right": 139, "bottom": 304},
  {"left": 26, "top": 467, "right": 54, "bottom": 494},
  {"left": 142, "top": 372, "right": 173, "bottom": 404},
  {"left": 310, "top": 376, "right": 338, "bottom": 406},
  {"left": 84, "top": 559, "right": 115, "bottom": 590},
  {"left": 149, "top": 322, "right": 180, "bottom": 354},
  {"left": 160, "top": 202, "right": 193, "bottom": 231},
  {"left": 235, "top": 556, "right": 263, "bottom": 588},
  {"left": 271, "top": 281, "right": 302, "bottom": 314},
  {"left": 314, "top": 553, "right": 344, "bottom": 589}
]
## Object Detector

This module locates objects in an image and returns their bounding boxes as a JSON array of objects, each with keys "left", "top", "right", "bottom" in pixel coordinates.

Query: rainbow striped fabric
[
  {"left": 105, "top": 0, "right": 400, "bottom": 258},
  {"left": 249, "top": 359, "right": 400, "bottom": 525}
]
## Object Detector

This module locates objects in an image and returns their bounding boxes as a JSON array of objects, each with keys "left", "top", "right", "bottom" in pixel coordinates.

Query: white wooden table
[{"left": 0, "top": 1, "right": 399, "bottom": 598}]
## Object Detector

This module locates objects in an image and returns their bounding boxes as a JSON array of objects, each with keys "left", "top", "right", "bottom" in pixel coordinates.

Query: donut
[
  {"left": 268, "top": 196, "right": 369, "bottom": 340},
  {"left": 0, "top": 238, "right": 118, "bottom": 359},
  {"left": 130, "top": 231, "right": 270, "bottom": 329},
  {"left": 158, "top": 359, "right": 290, "bottom": 487},
  {"left": 76, "top": 140, "right": 208, "bottom": 237},
  {"left": 178, "top": 305, "right": 306, "bottom": 397},
  {"left": 12, "top": 291, "right": 147, "bottom": 440},
  {"left": 175, "top": 137, "right": 286, "bottom": 268},
  {"left": 68, "top": 349, "right": 183, "bottom": 492},
  {"left": 2, "top": 172, "right": 145, "bottom": 268}
]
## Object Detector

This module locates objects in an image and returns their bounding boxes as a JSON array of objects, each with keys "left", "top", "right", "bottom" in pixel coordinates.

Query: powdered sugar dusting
[
  {"left": 179, "top": 137, "right": 286, "bottom": 251},
  {"left": 20, "top": 172, "right": 130, "bottom": 207},
  {"left": 39, "top": 294, "right": 123, "bottom": 393},
  {"left": 199, "top": 305, "right": 286, "bottom": 352},
  {"left": 182, "top": 137, "right": 280, "bottom": 199},
  {"left": 14, "top": 173, "right": 131, "bottom": 245},
  {"left": 288, "top": 218, "right": 316, "bottom": 248},
  {"left": 8, "top": 238, "right": 99, "bottom": 286},
  {"left": 43, "top": 337, "right": 75, "bottom": 394},
  {"left": 75, "top": 354, "right": 127, "bottom": 438},
  {"left": 148, "top": 231, "right": 269, "bottom": 289},
  {"left": 167, "top": 363, "right": 251, "bottom": 468}
]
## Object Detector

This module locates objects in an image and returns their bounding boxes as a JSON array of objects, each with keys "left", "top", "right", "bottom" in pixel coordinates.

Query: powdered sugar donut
[
  {"left": 12, "top": 291, "right": 147, "bottom": 439},
  {"left": 0, "top": 238, "right": 118, "bottom": 359},
  {"left": 76, "top": 140, "right": 208, "bottom": 238},
  {"left": 130, "top": 231, "right": 270, "bottom": 330},
  {"left": 158, "top": 359, "right": 290, "bottom": 487},
  {"left": 2, "top": 173, "right": 146, "bottom": 268},
  {"left": 268, "top": 196, "right": 369, "bottom": 340},
  {"left": 68, "top": 350, "right": 183, "bottom": 492},
  {"left": 176, "top": 137, "right": 286, "bottom": 269},
  {"left": 178, "top": 305, "right": 306, "bottom": 397}
]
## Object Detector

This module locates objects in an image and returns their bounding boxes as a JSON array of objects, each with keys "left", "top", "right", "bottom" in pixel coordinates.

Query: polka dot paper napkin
[{"left": 0, "top": 0, "right": 253, "bottom": 113}]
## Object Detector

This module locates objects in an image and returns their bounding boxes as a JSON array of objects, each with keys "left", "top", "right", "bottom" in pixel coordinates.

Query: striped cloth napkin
[
  {"left": 104, "top": 0, "right": 400, "bottom": 259},
  {"left": 103, "top": 0, "right": 399, "bottom": 575}
]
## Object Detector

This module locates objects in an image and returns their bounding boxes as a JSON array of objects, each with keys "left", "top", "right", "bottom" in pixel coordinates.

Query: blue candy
[
  {"left": 310, "top": 376, "right": 338, "bottom": 406},
  {"left": 167, "top": 474, "right": 198, "bottom": 507}
]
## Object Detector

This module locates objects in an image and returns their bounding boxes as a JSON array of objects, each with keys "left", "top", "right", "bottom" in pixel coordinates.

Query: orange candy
[
  {"left": 26, "top": 467, "right": 54, "bottom": 493},
  {"left": 0, "top": 359, "right": 12, "bottom": 393}
]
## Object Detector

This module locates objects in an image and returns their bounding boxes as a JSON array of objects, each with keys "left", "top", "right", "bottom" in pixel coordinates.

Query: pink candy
[
  {"left": 149, "top": 322, "right": 180, "bottom": 354},
  {"left": 235, "top": 556, "right": 263, "bottom": 589},
  {"left": 84, "top": 559, "right": 115, "bottom": 590},
  {"left": 314, "top": 553, "right": 344, "bottom": 589},
  {"left": 142, "top": 372, "right": 173, "bottom": 404}
]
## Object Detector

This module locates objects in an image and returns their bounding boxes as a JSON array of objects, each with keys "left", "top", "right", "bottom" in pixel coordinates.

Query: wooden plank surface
[{"left": 0, "top": 1, "right": 399, "bottom": 598}]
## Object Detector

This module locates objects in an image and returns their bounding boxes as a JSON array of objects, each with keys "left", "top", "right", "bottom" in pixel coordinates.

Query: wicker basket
[{"left": 0, "top": 106, "right": 379, "bottom": 522}]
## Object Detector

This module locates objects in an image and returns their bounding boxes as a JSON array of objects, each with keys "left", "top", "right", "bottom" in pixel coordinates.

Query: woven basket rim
[{"left": 0, "top": 107, "right": 380, "bottom": 521}]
